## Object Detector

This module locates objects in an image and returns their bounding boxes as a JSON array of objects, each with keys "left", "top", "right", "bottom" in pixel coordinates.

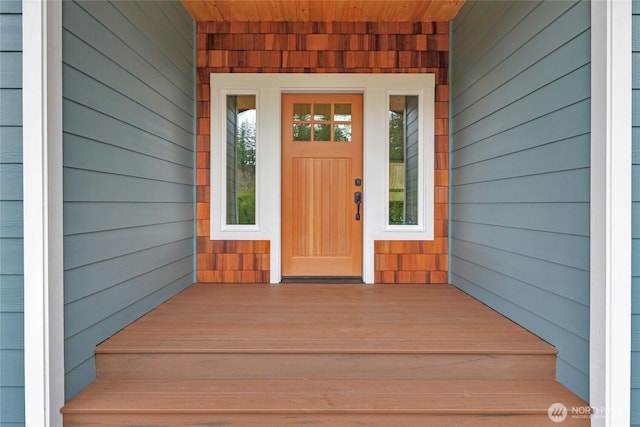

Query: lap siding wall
[
  {"left": 0, "top": 0, "right": 24, "bottom": 425},
  {"left": 449, "top": 0, "right": 591, "bottom": 400}
]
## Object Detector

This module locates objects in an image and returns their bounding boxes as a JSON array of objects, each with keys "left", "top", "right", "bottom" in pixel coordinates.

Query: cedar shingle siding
[{"left": 196, "top": 21, "right": 449, "bottom": 283}]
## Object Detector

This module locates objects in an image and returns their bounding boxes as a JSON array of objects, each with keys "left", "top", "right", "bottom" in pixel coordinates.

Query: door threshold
[{"left": 280, "top": 276, "right": 364, "bottom": 284}]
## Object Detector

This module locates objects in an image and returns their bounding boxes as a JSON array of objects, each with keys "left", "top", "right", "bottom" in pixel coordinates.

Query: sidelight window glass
[
  {"left": 226, "top": 94, "right": 256, "bottom": 225},
  {"left": 388, "top": 95, "right": 420, "bottom": 226}
]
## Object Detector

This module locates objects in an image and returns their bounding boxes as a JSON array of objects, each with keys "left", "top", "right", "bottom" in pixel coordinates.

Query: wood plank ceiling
[{"left": 182, "top": 0, "right": 466, "bottom": 22}]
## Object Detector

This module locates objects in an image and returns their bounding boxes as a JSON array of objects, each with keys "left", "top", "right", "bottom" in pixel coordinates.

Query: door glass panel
[
  {"left": 293, "top": 124, "right": 311, "bottom": 141},
  {"left": 293, "top": 103, "right": 311, "bottom": 121},
  {"left": 313, "top": 103, "right": 331, "bottom": 121},
  {"left": 226, "top": 94, "right": 256, "bottom": 225},
  {"left": 293, "top": 102, "right": 354, "bottom": 142},
  {"left": 334, "top": 103, "right": 352, "bottom": 121},
  {"left": 334, "top": 124, "right": 352, "bottom": 142},
  {"left": 388, "top": 95, "right": 419, "bottom": 225},
  {"left": 314, "top": 124, "right": 331, "bottom": 141}
]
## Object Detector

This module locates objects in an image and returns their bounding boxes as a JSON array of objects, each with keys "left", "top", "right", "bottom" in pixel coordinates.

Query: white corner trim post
[
  {"left": 22, "top": 1, "right": 64, "bottom": 426},
  {"left": 590, "top": 0, "right": 632, "bottom": 426}
]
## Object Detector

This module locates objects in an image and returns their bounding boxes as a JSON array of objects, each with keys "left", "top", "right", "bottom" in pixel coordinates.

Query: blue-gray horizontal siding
[
  {"left": 450, "top": 0, "right": 590, "bottom": 401},
  {"left": 62, "top": 0, "right": 195, "bottom": 400},
  {"left": 632, "top": 1, "right": 640, "bottom": 424},
  {"left": 0, "top": 0, "right": 23, "bottom": 425}
]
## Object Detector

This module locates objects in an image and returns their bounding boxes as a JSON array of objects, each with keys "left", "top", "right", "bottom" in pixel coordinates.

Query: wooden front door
[{"left": 281, "top": 94, "right": 363, "bottom": 277}]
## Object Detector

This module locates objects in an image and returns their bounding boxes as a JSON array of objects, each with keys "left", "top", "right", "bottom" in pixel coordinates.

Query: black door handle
[{"left": 354, "top": 192, "right": 362, "bottom": 220}]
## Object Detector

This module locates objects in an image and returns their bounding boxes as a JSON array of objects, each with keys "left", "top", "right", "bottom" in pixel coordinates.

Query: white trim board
[
  {"left": 22, "top": 1, "right": 64, "bottom": 426},
  {"left": 590, "top": 0, "right": 632, "bottom": 425},
  {"left": 209, "top": 73, "right": 436, "bottom": 284}
]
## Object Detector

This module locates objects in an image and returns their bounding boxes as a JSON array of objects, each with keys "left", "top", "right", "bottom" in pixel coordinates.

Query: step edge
[
  {"left": 95, "top": 348, "right": 558, "bottom": 355},
  {"left": 61, "top": 408, "right": 579, "bottom": 416}
]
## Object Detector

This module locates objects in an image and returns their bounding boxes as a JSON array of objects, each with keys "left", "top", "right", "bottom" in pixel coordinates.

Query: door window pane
[
  {"left": 314, "top": 124, "right": 331, "bottom": 141},
  {"left": 334, "top": 103, "right": 352, "bottom": 121},
  {"left": 389, "top": 95, "right": 419, "bottom": 225},
  {"left": 226, "top": 95, "right": 256, "bottom": 225},
  {"left": 334, "top": 124, "right": 352, "bottom": 142},
  {"left": 293, "top": 103, "right": 311, "bottom": 121},
  {"left": 293, "top": 124, "right": 311, "bottom": 141},
  {"left": 313, "top": 103, "right": 331, "bottom": 121}
]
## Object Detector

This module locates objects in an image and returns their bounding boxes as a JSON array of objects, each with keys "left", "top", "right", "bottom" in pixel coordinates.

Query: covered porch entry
[
  {"left": 62, "top": 283, "right": 588, "bottom": 425},
  {"left": 21, "top": 0, "right": 621, "bottom": 425}
]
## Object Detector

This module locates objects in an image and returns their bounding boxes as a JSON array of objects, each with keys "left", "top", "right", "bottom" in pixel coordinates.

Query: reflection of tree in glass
[
  {"left": 295, "top": 124, "right": 352, "bottom": 142},
  {"left": 294, "top": 124, "right": 311, "bottom": 141},
  {"left": 334, "top": 125, "right": 351, "bottom": 142},
  {"left": 237, "top": 120, "right": 255, "bottom": 168},
  {"left": 314, "top": 125, "right": 331, "bottom": 141},
  {"left": 236, "top": 119, "right": 256, "bottom": 224},
  {"left": 389, "top": 111, "right": 404, "bottom": 162}
]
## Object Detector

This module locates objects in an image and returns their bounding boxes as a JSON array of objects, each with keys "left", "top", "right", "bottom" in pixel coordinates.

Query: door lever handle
[{"left": 354, "top": 192, "right": 362, "bottom": 221}]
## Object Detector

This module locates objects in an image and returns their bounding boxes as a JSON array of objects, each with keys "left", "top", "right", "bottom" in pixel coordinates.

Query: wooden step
[
  {"left": 61, "top": 378, "right": 591, "bottom": 426},
  {"left": 96, "top": 351, "right": 556, "bottom": 381},
  {"left": 96, "top": 353, "right": 555, "bottom": 380}
]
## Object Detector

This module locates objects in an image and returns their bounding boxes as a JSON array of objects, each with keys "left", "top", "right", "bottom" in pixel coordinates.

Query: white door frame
[{"left": 209, "top": 73, "right": 436, "bottom": 284}]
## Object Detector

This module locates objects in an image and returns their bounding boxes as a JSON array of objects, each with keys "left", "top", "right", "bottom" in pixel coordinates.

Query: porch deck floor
[{"left": 98, "top": 283, "right": 555, "bottom": 355}]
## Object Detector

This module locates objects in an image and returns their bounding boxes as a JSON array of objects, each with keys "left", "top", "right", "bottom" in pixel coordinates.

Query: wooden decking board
[{"left": 62, "top": 379, "right": 586, "bottom": 414}]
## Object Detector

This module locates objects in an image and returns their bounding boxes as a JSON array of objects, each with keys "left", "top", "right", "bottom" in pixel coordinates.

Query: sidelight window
[
  {"left": 225, "top": 94, "right": 256, "bottom": 225},
  {"left": 387, "top": 94, "right": 423, "bottom": 228}
]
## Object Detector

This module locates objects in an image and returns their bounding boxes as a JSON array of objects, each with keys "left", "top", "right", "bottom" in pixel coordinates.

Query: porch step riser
[
  {"left": 63, "top": 413, "right": 589, "bottom": 427},
  {"left": 96, "top": 352, "right": 556, "bottom": 381}
]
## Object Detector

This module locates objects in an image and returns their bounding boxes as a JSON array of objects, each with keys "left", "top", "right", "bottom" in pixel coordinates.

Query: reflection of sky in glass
[
  {"left": 313, "top": 103, "right": 331, "bottom": 121},
  {"left": 239, "top": 109, "right": 256, "bottom": 127},
  {"left": 334, "top": 103, "right": 352, "bottom": 121}
]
